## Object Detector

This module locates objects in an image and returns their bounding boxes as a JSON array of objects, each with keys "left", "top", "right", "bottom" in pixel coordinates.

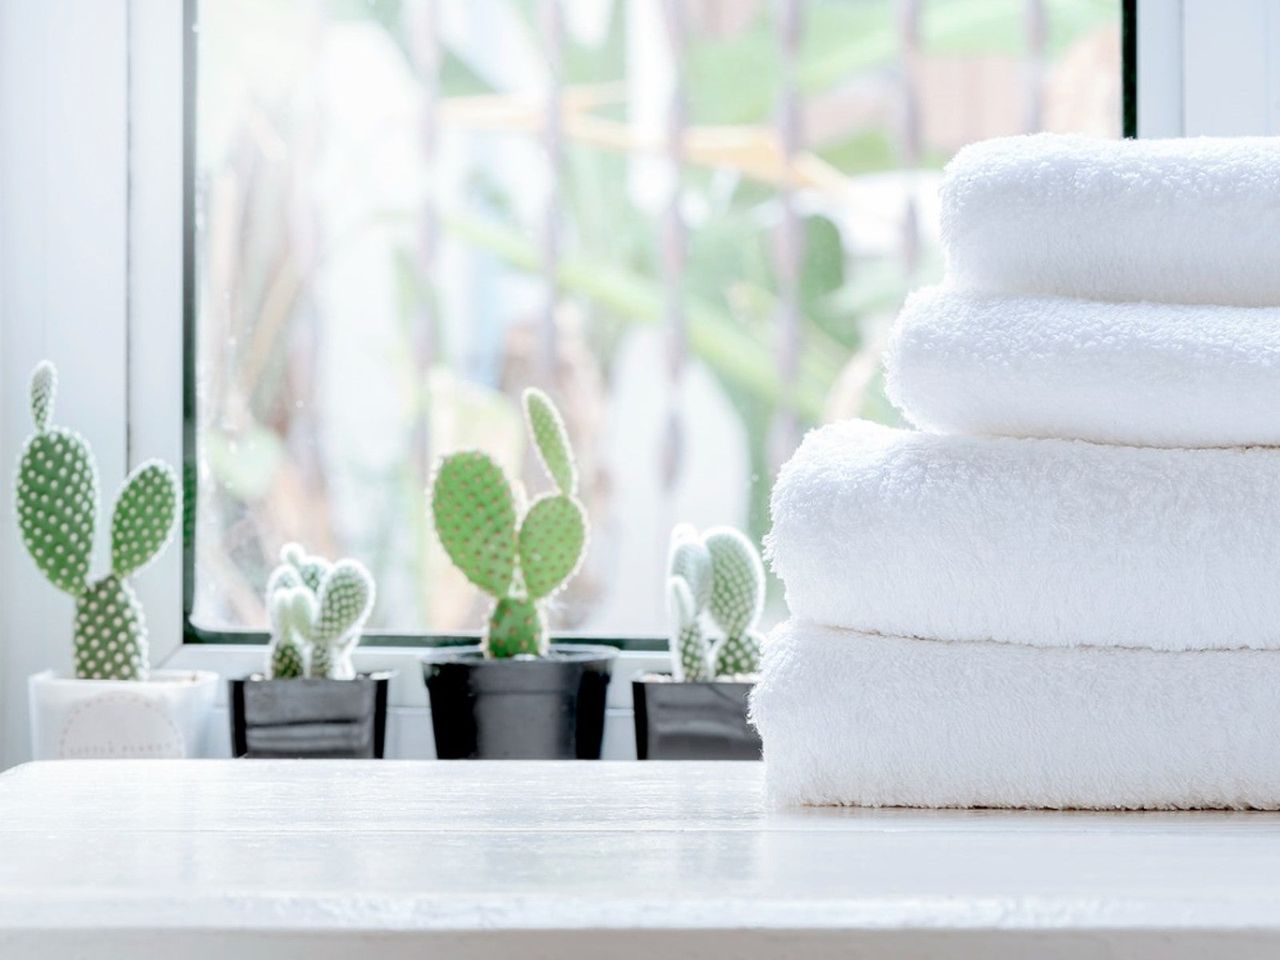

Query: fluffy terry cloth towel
[
  {"left": 751, "top": 620, "right": 1280, "bottom": 809},
  {"left": 884, "top": 286, "right": 1280, "bottom": 448},
  {"left": 767, "top": 419, "right": 1280, "bottom": 652},
  {"left": 941, "top": 134, "right": 1280, "bottom": 306}
]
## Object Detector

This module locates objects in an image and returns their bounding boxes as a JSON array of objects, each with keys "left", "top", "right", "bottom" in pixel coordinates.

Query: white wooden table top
[{"left": 0, "top": 761, "right": 1277, "bottom": 959}]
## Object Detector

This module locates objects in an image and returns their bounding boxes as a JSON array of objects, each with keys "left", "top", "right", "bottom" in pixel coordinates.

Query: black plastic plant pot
[
  {"left": 423, "top": 645, "right": 615, "bottom": 760},
  {"left": 632, "top": 675, "right": 762, "bottom": 761},
  {"left": 229, "top": 673, "right": 392, "bottom": 759}
]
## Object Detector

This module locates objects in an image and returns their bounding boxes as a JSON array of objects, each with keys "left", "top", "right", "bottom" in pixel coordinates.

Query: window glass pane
[{"left": 193, "top": 0, "right": 1121, "bottom": 635}]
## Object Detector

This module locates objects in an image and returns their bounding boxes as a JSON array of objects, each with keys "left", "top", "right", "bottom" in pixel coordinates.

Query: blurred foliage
[{"left": 195, "top": 0, "right": 1119, "bottom": 632}]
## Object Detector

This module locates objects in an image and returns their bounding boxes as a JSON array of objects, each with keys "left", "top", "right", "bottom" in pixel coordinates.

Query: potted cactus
[
  {"left": 15, "top": 362, "right": 216, "bottom": 759},
  {"left": 632, "top": 525, "right": 765, "bottom": 760},
  {"left": 229, "top": 544, "right": 390, "bottom": 758},
  {"left": 424, "top": 388, "right": 614, "bottom": 759}
]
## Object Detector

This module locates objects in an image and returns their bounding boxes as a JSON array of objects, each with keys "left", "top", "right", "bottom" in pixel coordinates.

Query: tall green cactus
[
  {"left": 430, "top": 388, "right": 587, "bottom": 658},
  {"left": 15, "top": 362, "right": 178, "bottom": 681},
  {"left": 665, "top": 525, "right": 764, "bottom": 680},
  {"left": 263, "top": 545, "right": 375, "bottom": 680}
]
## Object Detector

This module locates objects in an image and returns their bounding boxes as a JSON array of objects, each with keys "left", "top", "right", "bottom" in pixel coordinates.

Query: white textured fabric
[
  {"left": 767, "top": 419, "right": 1280, "bottom": 651},
  {"left": 751, "top": 620, "right": 1280, "bottom": 809},
  {"left": 941, "top": 133, "right": 1280, "bottom": 306},
  {"left": 884, "top": 286, "right": 1280, "bottom": 448}
]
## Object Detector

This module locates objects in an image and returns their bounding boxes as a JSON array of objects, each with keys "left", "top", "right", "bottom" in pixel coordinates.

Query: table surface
[{"left": 0, "top": 760, "right": 1278, "bottom": 959}]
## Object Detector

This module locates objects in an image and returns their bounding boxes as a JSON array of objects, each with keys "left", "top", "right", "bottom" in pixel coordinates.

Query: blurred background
[{"left": 192, "top": 0, "right": 1121, "bottom": 638}]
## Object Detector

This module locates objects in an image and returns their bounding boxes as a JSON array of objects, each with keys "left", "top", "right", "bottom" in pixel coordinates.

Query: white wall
[{"left": 0, "top": 1, "right": 131, "bottom": 768}]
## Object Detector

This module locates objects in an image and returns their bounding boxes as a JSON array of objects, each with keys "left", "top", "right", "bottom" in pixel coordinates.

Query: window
[{"left": 188, "top": 0, "right": 1125, "bottom": 642}]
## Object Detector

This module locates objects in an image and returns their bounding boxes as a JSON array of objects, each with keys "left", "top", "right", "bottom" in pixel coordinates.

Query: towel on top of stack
[
  {"left": 940, "top": 133, "right": 1280, "bottom": 306},
  {"left": 752, "top": 133, "right": 1280, "bottom": 810}
]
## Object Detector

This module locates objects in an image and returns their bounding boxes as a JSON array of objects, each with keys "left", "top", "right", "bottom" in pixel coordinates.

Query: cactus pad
[
  {"left": 668, "top": 578, "right": 711, "bottom": 681},
  {"left": 111, "top": 460, "right": 178, "bottom": 578},
  {"left": 432, "top": 451, "right": 517, "bottom": 597},
  {"left": 705, "top": 528, "right": 765, "bottom": 638},
  {"left": 313, "top": 560, "right": 375, "bottom": 645},
  {"left": 16, "top": 428, "right": 97, "bottom": 598},
  {"left": 518, "top": 494, "right": 587, "bottom": 601},
  {"left": 712, "top": 630, "right": 761, "bottom": 677},
  {"left": 524, "top": 388, "right": 576, "bottom": 495},
  {"left": 279, "top": 544, "right": 329, "bottom": 593},
  {"left": 73, "top": 574, "right": 147, "bottom": 680},
  {"left": 30, "top": 361, "right": 56, "bottom": 431},
  {"left": 486, "top": 596, "right": 545, "bottom": 657},
  {"left": 668, "top": 525, "right": 712, "bottom": 613},
  {"left": 270, "top": 637, "right": 307, "bottom": 679},
  {"left": 266, "top": 585, "right": 311, "bottom": 679},
  {"left": 266, "top": 562, "right": 302, "bottom": 596}
]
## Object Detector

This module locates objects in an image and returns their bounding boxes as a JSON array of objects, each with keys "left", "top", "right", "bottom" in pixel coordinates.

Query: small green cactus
[
  {"left": 263, "top": 545, "right": 375, "bottom": 680},
  {"left": 15, "top": 362, "right": 178, "bottom": 681},
  {"left": 665, "top": 524, "right": 764, "bottom": 680},
  {"left": 430, "top": 388, "right": 587, "bottom": 658}
]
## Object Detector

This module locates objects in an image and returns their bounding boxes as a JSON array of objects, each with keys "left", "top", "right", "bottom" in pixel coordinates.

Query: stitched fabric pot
[
  {"left": 632, "top": 675, "right": 761, "bottom": 760},
  {"left": 28, "top": 670, "right": 217, "bottom": 760},
  {"left": 423, "top": 646, "right": 615, "bottom": 759},
  {"left": 229, "top": 673, "right": 392, "bottom": 759}
]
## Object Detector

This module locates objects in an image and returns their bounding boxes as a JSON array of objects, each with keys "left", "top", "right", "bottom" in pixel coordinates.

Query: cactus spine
[
  {"left": 263, "top": 545, "right": 375, "bottom": 680},
  {"left": 431, "top": 388, "right": 587, "bottom": 658},
  {"left": 15, "top": 362, "right": 178, "bottom": 681},
  {"left": 666, "top": 525, "right": 764, "bottom": 680}
]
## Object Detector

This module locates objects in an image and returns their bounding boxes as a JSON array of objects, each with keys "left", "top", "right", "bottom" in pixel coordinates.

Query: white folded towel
[
  {"left": 941, "top": 134, "right": 1280, "bottom": 306},
  {"left": 767, "top": 419, "right": 1280, "bottom": 651},
  {"left": 885, "top": 286, "right": 1280, "bottom": 448},
  {"left": 751, "top": 620, "right": 1280, "bottom": 809}
]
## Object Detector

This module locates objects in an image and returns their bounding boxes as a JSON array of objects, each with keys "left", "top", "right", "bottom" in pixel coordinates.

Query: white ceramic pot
[{"left": 28, "top": 670, "right": 218, "bottom": 760}]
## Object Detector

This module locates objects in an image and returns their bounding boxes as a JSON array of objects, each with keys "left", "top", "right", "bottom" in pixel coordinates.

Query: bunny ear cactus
[
  {"left": 430, "top": 388, "right": 588, "bottom": 658},
  {"left": 263, "top": 546, "right": 375, "bottom": 680},
  {"left": 665, "top": 525, "right": 764, "bottom": 681},
  {"left": 15, "top": 362, "right": 178, "bottom": 681}
]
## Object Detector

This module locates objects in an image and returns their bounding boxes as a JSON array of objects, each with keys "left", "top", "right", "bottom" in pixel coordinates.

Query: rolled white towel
[
  {"left": 751, "top": 620, "right": 1280, "bottom": 809},
  {"left": 884, "top": 286, "right": 1280, "bottom": 448},
  {"left": 767, "top": 419, "right": 1280, "bottom": 651},
  {"left": 942, "top": 133, "right": 1280, "bottom": 306}
]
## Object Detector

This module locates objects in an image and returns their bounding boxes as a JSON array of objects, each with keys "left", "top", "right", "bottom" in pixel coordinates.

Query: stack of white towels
[{"left": 752, "top": 134, "right": 1280, "bottom": 809}]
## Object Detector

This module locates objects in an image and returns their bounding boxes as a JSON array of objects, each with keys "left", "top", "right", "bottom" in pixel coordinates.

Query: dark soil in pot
[
  {"left": 229, "top": 672, "right": 392, "bottom": 759},
  {"left": 633, "top": 674, "right": 761, "bottom": 760},
  {"left": 423, "top": 645, "right": 615, "bottom": 759}
]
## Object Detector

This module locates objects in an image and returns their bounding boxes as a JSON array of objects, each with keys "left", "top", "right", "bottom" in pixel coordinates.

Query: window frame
[{"left": 177, "top": 0, "right": 1140, "bottom": 651}]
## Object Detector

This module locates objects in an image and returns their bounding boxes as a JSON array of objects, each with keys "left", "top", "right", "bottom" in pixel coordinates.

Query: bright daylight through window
[{"left": 191, "top": 0, "right": 1121, "bottom": 639}]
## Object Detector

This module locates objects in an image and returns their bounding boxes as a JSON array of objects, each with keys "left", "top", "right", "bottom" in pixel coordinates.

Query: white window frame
[{"left": 0, "top": 0, "right": 1266, "bottom": 764}]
